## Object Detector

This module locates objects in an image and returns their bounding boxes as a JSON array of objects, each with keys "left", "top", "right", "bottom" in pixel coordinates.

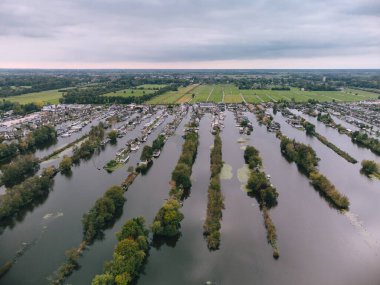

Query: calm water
[{"left": 0, "top": 109, "right": 379, "bottom": 285}]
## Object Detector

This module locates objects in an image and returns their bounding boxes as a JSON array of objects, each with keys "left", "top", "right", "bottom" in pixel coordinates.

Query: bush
[
  {"left": 361, "top": 160, "right": 379, "bottom": 176},
  {"left": 59, "top": 155, "right": 72, "bottom": 174}
]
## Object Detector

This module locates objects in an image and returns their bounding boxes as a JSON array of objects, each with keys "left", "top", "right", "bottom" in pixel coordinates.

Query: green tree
[
  {"left": 108, "top": 130, "right": 118, "bottom": 144},
  {"left": 361, "top": 160, "right": 378, "bottom": 176},
  {"left": 59, "top": 155, "right": 72, "bottom": 174}
]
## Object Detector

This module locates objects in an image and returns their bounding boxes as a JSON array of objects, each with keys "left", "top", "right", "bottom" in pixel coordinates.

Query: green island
[
  {"left": 152, "top": 128, "right": 199, "bottom": 238},
  {"left": 244, "top": 146, "right": 280, "bottom": 258},
  {"left": 91, "top": 217, "right": 150, "bottom": 285},
  {"left": 280, "top": 135, "right": 350, "bottom": 210},
  {"left": 203, "top": 132, "right": 225, "bottom": 250},
  {"left": 360, "top": 160, "right": 380, "bottom": 179}
]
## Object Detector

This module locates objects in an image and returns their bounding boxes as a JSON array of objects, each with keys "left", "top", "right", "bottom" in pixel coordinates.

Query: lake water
[{"left": 0, "top": 109, "right": 379, "bottom": 285}]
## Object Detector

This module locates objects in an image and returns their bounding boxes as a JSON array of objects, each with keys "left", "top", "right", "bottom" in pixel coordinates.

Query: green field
[
  {"left": 136, "top": 84, "right": 167, "bottom": 89},
  {"left": 5, "top": 89, "right": 63, "bottom": 104},
  {"left": 5, "top": 84, "right": 376, "bottom": 105},
  {"left": 103, "top": 84, "right": 167, "bottom": 98},
  {"left": 147, "top": 84, "right": 379, "bottom": 104},
  {"left": 147, "top": 84, "right": 199, "bottom": 104}
]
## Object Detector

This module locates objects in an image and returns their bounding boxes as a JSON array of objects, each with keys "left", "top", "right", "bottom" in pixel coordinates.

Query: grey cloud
[{"left": 0, "top": 0, "right": 379, "bottom": 66}]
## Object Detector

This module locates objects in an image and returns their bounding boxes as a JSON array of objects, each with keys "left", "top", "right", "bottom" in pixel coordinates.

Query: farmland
[
  {"left": 103, "top": 84, "right": 166, "bottom": 98},
  {"left": 146, "top": 84, "right": 199, "bottom": 104},
  {"left": 148, "top": 84, "right": 379, "bottom": 104},
  {"left": 4, "top": 89, "right": 63, "bottom": 105}
]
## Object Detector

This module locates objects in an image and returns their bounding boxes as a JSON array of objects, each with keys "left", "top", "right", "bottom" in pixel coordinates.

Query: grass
[
  {"left": 5, "top": 89, "right": 63, "bottom": 105},
  {"left": 103, "top": 160, "right": 124, "bottom": 173},
  {"left": 147, "top": 84, "right": 379, "bottom": 104},
  {"left": 136, "top": 84, "right": 167, "bottom": 89}
]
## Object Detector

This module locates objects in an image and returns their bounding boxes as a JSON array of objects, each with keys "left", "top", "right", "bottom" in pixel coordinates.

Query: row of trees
[
  {"left": 244, "top": 146, "right": 279, "bottom": 258},
  {"left": 351, "top": 131, "right": 380, "bottom": 156},
  {"left": 280, "top": 136, "right": 349, "bottom": 210},
  {"left": 0, "top": 167, "right": 56, "bottom": 222},
  {"left": 0, "top": 101, "right": 42, "bottom": 115},
  {"left": 152, "top": 130, "right": 199, "bottom": 238},
  {"left": 0, "top": 75, "right": 79, "bottom": 97},
  {"left": 0, "top": 125, "right": 57, "bottom": 165},
  {"left": 301, "top": 120, "right": 357, "bottom": 163},
  {"left": 82, "top": 186, "right": 126, "bottom": 243},
  {"left": 60, "top": 83, "right": 184, "bottom": 105},
  {"left": 1, "top": 155, "right": 39, "bottom": 187},
  {"left": 170, "top": 132, "right": 199, "bottom": 198},
  {"left": 91, "top": 217, "right": 150, "bottom": 285},
  {"left": 71, "top": 124, "right": 105, "bottom": 164},
  {"left": 203, "top": 132, "right": 225, "bottom": 250}
]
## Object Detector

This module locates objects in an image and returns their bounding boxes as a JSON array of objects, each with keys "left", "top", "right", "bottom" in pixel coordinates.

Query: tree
[
  {"left": 140, "top": 145, "right": 153, "bottom": 161},
  {"left": 108, "top": 130, "right": 118, "bottom": 144},
  {"left": 304, "top": 122, "right": 315, "bottom": 135},
  {"left": 1, "top": 155, "right": 40, "bottom": 187},
  {"left": 151, "top": 199, "right": 184, "bottom": 237},
  {"left": 361, "top": 160, "right": 378, "bottom": 176},
  {"left": 59, "top": 155, "right": 72, "bottom": 174}
]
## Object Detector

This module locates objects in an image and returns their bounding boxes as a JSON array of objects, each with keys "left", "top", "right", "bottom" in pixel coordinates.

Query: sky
[{"left": 0, "top": 0, "right": 379, "bottom": 69}]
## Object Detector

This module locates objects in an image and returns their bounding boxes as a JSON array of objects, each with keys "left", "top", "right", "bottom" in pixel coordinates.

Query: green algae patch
[
  {"left": 237, "top": 164, "right": 250, "bottom": 192},
  {"left": 220, "top": 163, "right": 233, "bottom": 180}
]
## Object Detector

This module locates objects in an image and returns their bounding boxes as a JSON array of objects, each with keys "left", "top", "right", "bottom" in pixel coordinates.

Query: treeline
[
  {"left": 351, "top": 131, "right": 380, "bottom": 156},
  {"left": 316, "top": 113, "right": 380, "bottom": 156},
  {"left": 91, "top": 217, "right": 149, "bottom": 285},
  {"left": 60, "top": 82, "right": 185, "bottom": 105},
  {"left": 1, "top": 155, "right": 39, "bottom": 187},
  {"left": 169, "top": 132, "right": 199, "bottom": 199},
  {"left": 280, "top": 136, "right": 349, "bottom": 210},
  {"left": 71, "top": 124, "right": 105, "bottom": 164},
  {"left": 301, "top": 120, "right": 357, "bottom": 163},
  {"left": 82, "top": 186, "right": 126, "bottom": 243},
  {"left": 315, "top": 133, "right": 357, "bottom": 163},
  {"left": 244, "top": 146, "right": 279, "bottom": 258},
  {"left": 271, "top": 87, "right": 291, "bottom": 90},
  {"left": 0, "top": 125, "right": 57, "bottom": 165},
  {"left": 203, "top": 132, "right": 224, "bottom": 250},
  {"left": 0, "top": 167, "right": 56, "bottom": 222},
  {"left": 0, "top": 76, "right": 79, "bottom": 97},
  {"left": 152, "top": 130, "right": 199, "bottom": 238},
  {"left": 0, "top": 101, "right": 42, "bottom": 115}
]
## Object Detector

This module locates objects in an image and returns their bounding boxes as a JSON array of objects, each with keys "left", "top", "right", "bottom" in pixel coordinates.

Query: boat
[
  {"left": 130, "top": 144, "right": 140, "bottom": 151},
  {"left": 120, "top": 155, "right": 129, "bottom": 163},
  {"left": 153, "top": 150, "right": 161, "bottom": 158}
]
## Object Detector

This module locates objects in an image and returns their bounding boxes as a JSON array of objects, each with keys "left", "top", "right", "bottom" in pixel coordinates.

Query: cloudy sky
[{"left": 0, "top": 0, "right": 379, "bottom": 68}]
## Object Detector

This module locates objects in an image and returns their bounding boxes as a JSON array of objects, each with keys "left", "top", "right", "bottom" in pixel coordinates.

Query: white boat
[
  {"left": 153, "top": 150, "right": 161, "bottom": 158},
  {"left": 130, "top": 145, "right": 140, "bottom": 151},
  {"left": 120, "top": 156, "right": 129, "bottom": 163}
]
